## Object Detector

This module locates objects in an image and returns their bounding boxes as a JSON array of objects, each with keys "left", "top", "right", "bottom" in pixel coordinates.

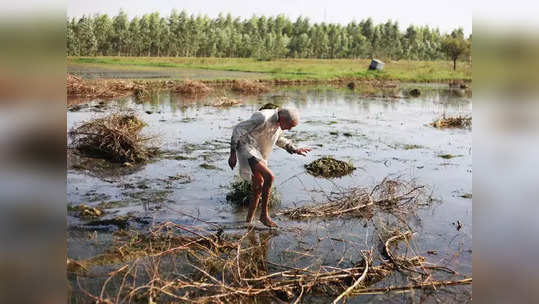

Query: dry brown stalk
[
  {"left": 278, "top": 178, "right": 426, "bottom": 219},
  {"left": 350, "top": 278, "right": 472, "bottom": 295},
  {"left": 72, "top": 217, "right": 468, "bottom": 303}
]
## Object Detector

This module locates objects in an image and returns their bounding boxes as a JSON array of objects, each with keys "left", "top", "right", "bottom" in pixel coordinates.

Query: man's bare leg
[
  {"left": 252, "top": 162, "right": 277, "bottom": 227},
  {"left": 246, "top": 171, "right": 263, "bottom": 225}
]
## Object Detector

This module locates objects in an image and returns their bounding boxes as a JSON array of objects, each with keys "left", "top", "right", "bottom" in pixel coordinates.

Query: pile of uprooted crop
[
  {"left": 173, "top": 79, "right": 213, "bottom": 95},
  {"left": 232, "top": 80, "right": 270, "bottom": 94},
  {"left": 305, "top": 156, "right": 355, "bottom": 178},
  {"left": 67, "top": 74, "right": 135, "bottom": 99},
  {"left": 69, "top": 114, "right": 157, "bottom": 163},
  {"left": 431, "top": 115, "right": 472, "bottom": 129}
]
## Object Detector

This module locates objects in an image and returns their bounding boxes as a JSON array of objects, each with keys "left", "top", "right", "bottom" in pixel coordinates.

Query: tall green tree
[{"left": 441, "top": 28, "right": 470, "bottom": 70}]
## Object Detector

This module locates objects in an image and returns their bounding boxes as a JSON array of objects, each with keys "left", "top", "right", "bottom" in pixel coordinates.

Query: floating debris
[
  {"left": 212, "top": 96, "right": 241, "bottom": 107},
  {"left": 431, "top": 115, "right": 472, "bottom": 129},
  {"left": 68, "top": 204, "right": 104, "bottom": 218},
  {"left": 438, "top": 154, "right": 461, "bottom": 159},
  {"left": 200, "top": 163, "right": 219, "bottom": 170},
  {"left": 168, "top": 174, "right": 192, "bottom": 184},
  {"left": 305, "top": 156, "right": 355, "bottom": 178}
]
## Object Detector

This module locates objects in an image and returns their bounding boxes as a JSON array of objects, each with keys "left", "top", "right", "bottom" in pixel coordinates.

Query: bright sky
[{"left": 68, "top": 0, "right": 471, "bottom": 35}]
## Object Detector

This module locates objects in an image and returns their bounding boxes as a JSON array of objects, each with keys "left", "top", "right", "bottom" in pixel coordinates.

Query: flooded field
[{"left": 67, "top": 84, "right": 472, "bottom": 303}]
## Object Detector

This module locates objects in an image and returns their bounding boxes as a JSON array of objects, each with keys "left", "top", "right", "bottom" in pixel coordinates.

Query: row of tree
[{"left": 67, "top": 10, "right": 471, "bottom": 63}]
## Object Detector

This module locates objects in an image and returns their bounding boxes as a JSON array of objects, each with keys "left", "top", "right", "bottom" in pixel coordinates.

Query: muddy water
[{"left": 67, "top": 84, "right": 471, "bottom": 302}]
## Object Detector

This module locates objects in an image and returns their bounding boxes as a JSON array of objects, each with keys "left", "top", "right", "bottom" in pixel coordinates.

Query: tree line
[{"left": 67, "top": 10, "right": 471, "bottom": 62}]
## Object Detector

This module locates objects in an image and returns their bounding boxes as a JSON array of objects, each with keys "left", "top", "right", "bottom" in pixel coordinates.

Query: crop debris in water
[
  {"left": 305, "top": 156, "right": 355, "bottom": 178},
  {"left": 69, "top": 114, "right": 157, "bottom": 163}
]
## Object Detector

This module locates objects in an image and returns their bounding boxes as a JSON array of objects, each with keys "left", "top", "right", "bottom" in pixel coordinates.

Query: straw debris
[
  {"left": 71, "top": 222, "right": 470, "bottom": 304},
  {"left": 431, "top": 115, "right": 472, "bottom": 129},
  {"left": 69, "top": 114, "right": 157, "bottom": 163},
  {"left": 211, "top": 96, "right": 241, "bottom": 107},
  {"left": 279, "top": 178, "right": 426, "bottom": 220}
]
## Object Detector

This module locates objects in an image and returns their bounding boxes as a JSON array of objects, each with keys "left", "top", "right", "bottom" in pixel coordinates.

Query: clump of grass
[
  {"left": 305, "top": 156, "right": 355, "bottom": 178},
  {"left": 226, "top": 178, "right": 280, "bottom": 206},
  {"left": 431, "top": 115, "right": 472, "bottom": 129},
  {"left": 232, "top": 80, "right": 270, "bottom": 94},
  {"left": 173, "top": 79, "right": 213, "bottom": 95},
  {"left": 69, "top": 114, "right": 157, "bottom": 163}
]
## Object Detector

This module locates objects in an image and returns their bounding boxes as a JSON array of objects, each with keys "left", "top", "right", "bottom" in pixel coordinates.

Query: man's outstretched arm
[{"left": 276, "top": 134, "right": 312, "bottom": 156}]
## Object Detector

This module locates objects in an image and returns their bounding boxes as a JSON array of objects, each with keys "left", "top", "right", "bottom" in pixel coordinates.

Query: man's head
[{"left": 277, "top": 108, "right": 299, "bottom": 130}]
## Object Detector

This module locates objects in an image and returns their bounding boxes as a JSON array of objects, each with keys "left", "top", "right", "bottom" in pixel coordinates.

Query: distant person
[{"left": 228, "top": 107, "right": 312, "bottom": 227}]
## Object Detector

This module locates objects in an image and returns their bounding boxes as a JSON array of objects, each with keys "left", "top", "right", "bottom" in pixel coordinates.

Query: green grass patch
[{"left": 68, "top": 56, "right": 471, "bottom": 82}]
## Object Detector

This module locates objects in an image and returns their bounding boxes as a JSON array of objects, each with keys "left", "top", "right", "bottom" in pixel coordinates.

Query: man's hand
[
  {"left": 228, "top": 152, "right": 237, "bottom": 169},
  {"left": 294, "top": 147, "right": 312, "bottom": 156}
]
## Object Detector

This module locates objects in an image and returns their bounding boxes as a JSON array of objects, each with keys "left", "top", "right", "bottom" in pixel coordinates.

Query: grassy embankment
[{"left": 68, "top": 56, "right": 471, "bottom": 82}]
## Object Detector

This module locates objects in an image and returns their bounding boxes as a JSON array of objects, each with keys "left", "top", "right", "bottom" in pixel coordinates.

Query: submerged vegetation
[
  {"left": 305, "top": 156, "right": 356, "bottom": 178},
  {"left": 226, "top": 178, "right": 280, "bottom": 206},
  {"left": 69, "top": 114, "right": 157, "bottom": 163}
]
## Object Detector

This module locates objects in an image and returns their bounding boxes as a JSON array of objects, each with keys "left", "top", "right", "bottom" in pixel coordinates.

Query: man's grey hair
[{"left": 278, "top": 107, "right": 299, "bottom": 124}]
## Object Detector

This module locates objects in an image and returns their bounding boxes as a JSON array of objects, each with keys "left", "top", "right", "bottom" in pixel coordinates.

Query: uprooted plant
[
  {"left": 70, "top": 220, "right": 471, "bottom": 304},
  {"left": 278, "top": 177, "right": 428, "bottom": 220},
  {"left": 68, "top": 114, "right": 157, "bottom": 163}
]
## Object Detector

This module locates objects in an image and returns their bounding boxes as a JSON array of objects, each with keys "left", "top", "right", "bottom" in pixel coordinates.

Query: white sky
[{"left": 68, "top": 0, "right": 471, "bottom": 35}]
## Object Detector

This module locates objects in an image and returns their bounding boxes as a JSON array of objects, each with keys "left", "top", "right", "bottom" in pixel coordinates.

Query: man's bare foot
[{"left": 259, "top": 215, "right": 277, "bottom": 228}]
